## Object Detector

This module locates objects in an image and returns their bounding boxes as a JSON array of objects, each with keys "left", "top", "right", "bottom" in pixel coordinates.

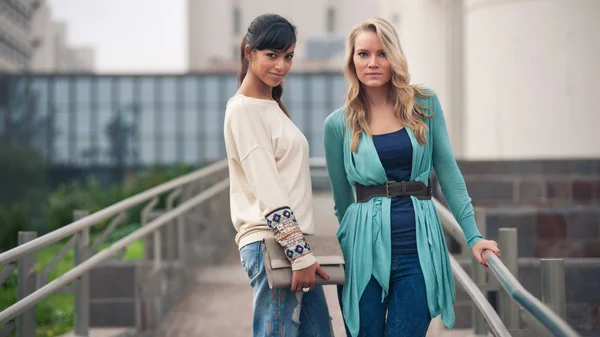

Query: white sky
[{"left": 47, "top": 0, "right": 187, "bottom": 73}]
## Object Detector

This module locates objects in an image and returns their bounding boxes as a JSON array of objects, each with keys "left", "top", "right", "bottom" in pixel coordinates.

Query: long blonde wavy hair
[{"left": 344, "top": 18, "right": 432, "bottom": 152}]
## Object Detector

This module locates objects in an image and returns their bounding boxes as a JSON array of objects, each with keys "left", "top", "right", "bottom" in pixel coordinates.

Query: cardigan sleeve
[
  {"left": 323, "top": 110, "right": 355, "bottom": 224},
  {"left": 224, "top": 100, "right": 316, "bottom": 270},
  {"left": 429, "top": 92, "right": 483, "bottom": 248}
]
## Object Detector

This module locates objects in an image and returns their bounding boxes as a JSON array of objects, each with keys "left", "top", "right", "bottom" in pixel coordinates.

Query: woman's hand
[
  {"left": 291, "top": 262, "right": 330, "bottom": 292},
  {"left": 472, "top": 239, "right": 501, "bottom": 268}
]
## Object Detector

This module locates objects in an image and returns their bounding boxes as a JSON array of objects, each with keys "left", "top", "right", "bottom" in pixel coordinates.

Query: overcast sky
[{"left": 47, "top": 0, "right": 187, "bottom": 73}]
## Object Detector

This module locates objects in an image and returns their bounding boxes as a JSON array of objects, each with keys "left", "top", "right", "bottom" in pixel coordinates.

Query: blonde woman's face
[{"left": 352, "top": 31, "right": 392, "bottom": 89}]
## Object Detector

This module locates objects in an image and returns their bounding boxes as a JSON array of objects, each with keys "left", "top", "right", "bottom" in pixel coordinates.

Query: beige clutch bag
[{"left": 262, "top": 235, "right": 346, "bottom": 289}]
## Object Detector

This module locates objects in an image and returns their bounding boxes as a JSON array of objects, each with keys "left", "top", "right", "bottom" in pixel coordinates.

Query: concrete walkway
[{"left": 155, "top": 193, "right": 484, "bottom": 337}]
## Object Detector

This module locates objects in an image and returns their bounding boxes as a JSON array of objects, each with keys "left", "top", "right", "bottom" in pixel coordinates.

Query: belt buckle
[{"left": 385, "top": 181, "right": 396, "bottom": 198}]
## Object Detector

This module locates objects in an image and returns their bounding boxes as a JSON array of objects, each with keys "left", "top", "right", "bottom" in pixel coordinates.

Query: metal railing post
[
  {"left": 73, "top": 210, "right": 90, "bottom": 337},
  {"left": 498, "top": 228, "right": 520, "bottom": 329},
  {"left": 177, "top": 216, "right": 186, "bottom": 265},
  {"left": 540, "top": 259, "right": 567, "bottom": 319},
  {"left": 153, "top": 230, "right": 162, "bottom": 271},
  {"left": 166, "top": 189, "right": 182, "bottom": 261},
  {"left": 472, "top": 208, "right": 488, "bottom": 335},
  {"left": 435, "top": 195, "right": 581, "bottom": 337},
  {"left": 17, "top": 232, "right": 37, "bottom": 337}
]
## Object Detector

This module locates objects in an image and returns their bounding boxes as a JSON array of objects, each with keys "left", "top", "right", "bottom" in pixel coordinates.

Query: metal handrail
[
  {"left": 0, "top": 179, "right": 229, "bottom": 325},
  {"left": 0, "top": 158, "right": 327, "bottom": 332},
  {"left": 484, "top": 252, "right": 580, "bottom": 337},
  {"left": 0, "top": 159, "right": 230, "bottom": 335},
  {"left": 448, "top": 254, "right": 511, "bottom": 337},
  {"left": 433, "top": 199, "right": 581, "bottom": 337},
  {"left": 0, "top": 160, "right": 228, "bottom": 266},
  {"left": 428, "top": 199, "right": 510, "bottom": 337}
]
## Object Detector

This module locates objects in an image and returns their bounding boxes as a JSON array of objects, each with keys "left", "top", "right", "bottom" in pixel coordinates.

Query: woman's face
[
  {"left": 247, "top": 44, "right": 295, "bottom": 87},
  {"left": 352, "top": 31, "right": 392, "bottom": 88}
]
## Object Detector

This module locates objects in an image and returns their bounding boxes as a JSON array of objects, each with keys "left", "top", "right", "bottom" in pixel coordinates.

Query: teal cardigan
[{"left": 323, "top": 90, "right": 483, "bottom": 336}]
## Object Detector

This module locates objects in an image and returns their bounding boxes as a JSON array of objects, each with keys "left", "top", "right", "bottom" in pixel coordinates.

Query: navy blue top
[{"left": 372, "top": 128, "right": 417, "bottom": 255}]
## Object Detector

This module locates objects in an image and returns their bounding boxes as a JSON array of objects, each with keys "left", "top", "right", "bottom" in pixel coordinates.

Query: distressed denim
[
  {"left": 240, "top": 241, "right": 334, "bottom": 337},
  {"left": 338, "top": 253, "right": 431, "bottom": 337}
]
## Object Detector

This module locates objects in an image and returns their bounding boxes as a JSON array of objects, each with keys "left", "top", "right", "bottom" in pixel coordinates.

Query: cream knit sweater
[{"left": 223, "top": 94, "right": 316, "bottom": 271}]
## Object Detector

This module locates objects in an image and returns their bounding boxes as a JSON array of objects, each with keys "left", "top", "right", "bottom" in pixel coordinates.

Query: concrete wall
[
  {"left": 89, "top": 261, "right": 139, "bottom": 327},
  {"left": 380, "top": 0, "right": 466, "bottom": 155},
  {"left": 88, "top": 180, "right": 233, "bottom": 329},
  {"left": 464, "top": 0, "right": 600, "bottom": 160},
  {"left": 383, "top": 0, "right": 600, "bottom": 160}
]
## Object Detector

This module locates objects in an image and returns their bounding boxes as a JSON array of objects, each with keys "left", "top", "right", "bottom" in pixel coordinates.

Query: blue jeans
[
  {"left": 240, "top": 241, "right": 334, "bottom": 337},
  {"left": 338, "top": 253, "right": 431, "bottom": 337}
]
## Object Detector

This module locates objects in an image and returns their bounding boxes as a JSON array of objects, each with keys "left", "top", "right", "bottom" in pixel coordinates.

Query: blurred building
[
  {"left": 0, "top": 72, "right": 345, "bottom": 166},
  {"left": 187, "top": 0, "right": 380, "bottom": 72},
  {"left": 30, "top": 4, "right": 96, "bottom": 73},
  {"left": 0, "top": 0, "right": 95, "bottom": 73},
  {"left": 0, "top": 0, "right": 41, "bottom": 71},
  {"left": 383, "top": 0, "right": 600, "bottom": 160}
]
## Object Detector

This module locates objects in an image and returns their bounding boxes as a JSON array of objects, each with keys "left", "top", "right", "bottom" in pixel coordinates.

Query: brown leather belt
[{"left": 355, "top": 179, "right": 432, "bottom": 202}]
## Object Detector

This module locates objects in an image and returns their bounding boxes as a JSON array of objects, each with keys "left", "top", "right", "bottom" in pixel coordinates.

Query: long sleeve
[
  {"left": 225, "top": 101, "right": 316, "bottom": 270},
  {"left": 430, "top": 93, "right": 483, "bottom": 248},
  {"left": 323, "top": 111, "right": 355, "bottom": 224}
]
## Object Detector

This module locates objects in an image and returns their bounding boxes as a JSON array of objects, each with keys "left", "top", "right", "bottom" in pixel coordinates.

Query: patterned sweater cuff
[{"left": 265, "top": 207, "right": 313, "bottom": 264}]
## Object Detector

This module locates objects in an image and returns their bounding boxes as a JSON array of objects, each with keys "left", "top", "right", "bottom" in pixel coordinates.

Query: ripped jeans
[{"left": 240, "top": 241, "right": 334, "bottom": 337}]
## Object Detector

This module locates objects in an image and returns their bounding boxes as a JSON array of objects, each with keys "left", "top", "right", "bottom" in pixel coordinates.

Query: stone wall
[
  {"left": 457, "top": 159, "right": 600, "bottom": 208},
  {"left": 435, "top": 159, "right": 600, "bottom": 335},
  {"left": 433, "top": 159, "right": 600, "bottom": 258}
]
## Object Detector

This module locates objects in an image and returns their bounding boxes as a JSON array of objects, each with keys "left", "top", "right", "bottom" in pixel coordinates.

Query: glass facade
[{"left": 0, "top": 73, "right": 346, "bottom": 167}]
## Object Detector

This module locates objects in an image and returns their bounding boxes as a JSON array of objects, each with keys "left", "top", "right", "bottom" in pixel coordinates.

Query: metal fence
[
  {"left": 0, "top": 160, "right": 230, "bottom": 336},
  {"left": 434, "top": 200, "right": 581, "bottom": 337}
]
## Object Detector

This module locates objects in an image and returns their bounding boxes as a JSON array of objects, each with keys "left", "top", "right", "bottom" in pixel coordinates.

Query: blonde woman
[{"left": 323, "top": 18, "right": 500, "bottom": 337}]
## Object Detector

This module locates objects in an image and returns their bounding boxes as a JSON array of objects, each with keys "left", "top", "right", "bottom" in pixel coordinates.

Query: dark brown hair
[{"left": 238, "top": 14, "right": 296, "bottom": 117}]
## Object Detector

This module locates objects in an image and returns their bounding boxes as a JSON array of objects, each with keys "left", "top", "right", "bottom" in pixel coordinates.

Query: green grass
[{"left": 1, "top": 226, "right": 144, "bottom": 337}]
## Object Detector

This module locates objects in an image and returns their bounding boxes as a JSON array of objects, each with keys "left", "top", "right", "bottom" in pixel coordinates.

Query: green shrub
[{"left": 0, "top": 143, "right": 48, "bottom": 251}]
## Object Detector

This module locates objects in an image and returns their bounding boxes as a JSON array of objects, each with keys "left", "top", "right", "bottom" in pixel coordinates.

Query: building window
[
  {"left": 327, "top": 7, "right": 335, "bottom": 34},
  {"left": 233, "top": 7, "right": 241, "bottom": 36}
]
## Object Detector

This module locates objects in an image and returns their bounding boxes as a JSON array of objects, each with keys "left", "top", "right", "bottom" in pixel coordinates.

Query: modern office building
[
  {"left": 0, "top": 0, "right": 41, "bottom": 71},
  {"left": 0, "top": 72, "right": 345, "bottom": 167},
  {"left": 0, "top": 0, "right": 95, "bottom": 73}
]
